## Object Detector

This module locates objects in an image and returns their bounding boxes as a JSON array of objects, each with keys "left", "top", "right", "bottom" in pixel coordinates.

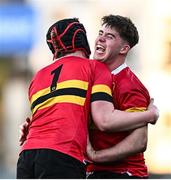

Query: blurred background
[{"left": 0, "top": 0, "right": 171, "bottom": 178}]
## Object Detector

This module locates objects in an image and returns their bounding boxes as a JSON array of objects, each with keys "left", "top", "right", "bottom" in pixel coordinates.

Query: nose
[{"left": 98, "top": 35, "right": 105, "bottom": 42}]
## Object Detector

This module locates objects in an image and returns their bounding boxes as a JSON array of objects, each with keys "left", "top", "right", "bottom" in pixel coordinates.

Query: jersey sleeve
[{"left": 91, "top": 61, "right": 113, "bottom": 103}]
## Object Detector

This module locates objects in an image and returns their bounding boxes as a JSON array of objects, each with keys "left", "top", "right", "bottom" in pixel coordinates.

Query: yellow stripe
[
  {"left": 31, "top": 80, "right": 88, "bottom": 104},
  {"left": 126, "top": 107, "right": 146, "bottom": 112},
  {"left": 92, "top": 84, "right": 112, "bottom": 96},
  {"left": 31, "top": 88, "right": 49, "bottom": 105},
  {"left": 32, "top": 95, "right": 85, "bottom": 114}
]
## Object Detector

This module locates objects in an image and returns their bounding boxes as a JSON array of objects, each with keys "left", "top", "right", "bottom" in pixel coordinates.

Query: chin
[
  {"left": 97, "top": 58, "right": 106, "bottom": 62},
  {"left": 94, "top": 55, "right": 104, "bottom": 61}
]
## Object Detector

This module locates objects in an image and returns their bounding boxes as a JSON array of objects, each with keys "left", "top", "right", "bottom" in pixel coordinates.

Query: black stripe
[
  {"left": 31, "top": 88, "right": 87, "bottom": 110},
  {"left": 91, "top": 92, "right": 113, "bottom": 103}
]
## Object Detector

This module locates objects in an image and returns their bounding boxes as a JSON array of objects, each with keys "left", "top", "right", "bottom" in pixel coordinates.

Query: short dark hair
[{"left": 101, "top": 15, "right": 139, "bottom": 48}]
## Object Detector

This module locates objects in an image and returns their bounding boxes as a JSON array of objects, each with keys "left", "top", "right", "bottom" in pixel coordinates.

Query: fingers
[
  {"left": 19, "top": 137, "right": 25, "bottom": 146},
  {"left": 19, "top": 117, "right": 31, "bottom": 146},
  {"left": 19, "top": 125, "right": 26, "bottom": 146},
  {"left": 148, "top": 98, "right": 154, "bottom": 108},
  {"left": 147, "top": 98, "right": 160, "bottom": 125},
  {"left": 26, "top": 117, "right": 31, "bottom": 123},
  {"left": 150, "top": 98, "right": 154, "bottom": 104}
]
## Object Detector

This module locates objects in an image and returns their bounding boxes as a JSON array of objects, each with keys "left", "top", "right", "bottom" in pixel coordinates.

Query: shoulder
[
  {"left": 91, "top": 60, "right": 110, "bottom": 71},
  {"left": 115, "top": 67, "right": 149, "bottom": 95},
  {"left": 113, "top": 68, "right": 150, "bottom": 108},
  {"left": 118, "top": 67, "right": 145, "bottom": 87}
]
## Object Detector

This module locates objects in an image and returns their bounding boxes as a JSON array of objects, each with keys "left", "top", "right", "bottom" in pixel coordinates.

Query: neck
[
  {"left": 106, "top": 56, "right": 125, "bottom": 72},
  {"left": 63, "top": 51, "right": 87, "bottom": 58},
  {"left": 54, "top": 51, "right": 87, "bottom": 61}
]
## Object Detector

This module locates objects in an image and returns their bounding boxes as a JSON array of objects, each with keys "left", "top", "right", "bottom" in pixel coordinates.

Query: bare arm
[
  {"left": 87, "top": 126, "right": 148, "bottom": 162},
  {"left": 91, "top": 98, "right": 158, "bottom": 132}
]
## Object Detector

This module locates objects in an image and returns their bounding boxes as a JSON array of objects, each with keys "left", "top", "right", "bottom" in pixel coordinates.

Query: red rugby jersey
[
  {"left": 88, "top": 63, "right": 150, "bottom": 177},
  {"left": 21, "top": 56, "right": 113, "bottom": 163}
]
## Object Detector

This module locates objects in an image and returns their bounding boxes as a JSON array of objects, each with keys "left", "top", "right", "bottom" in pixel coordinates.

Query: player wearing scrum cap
[{"left": 16, "top": 18, "right": 159, "bottom": 179}]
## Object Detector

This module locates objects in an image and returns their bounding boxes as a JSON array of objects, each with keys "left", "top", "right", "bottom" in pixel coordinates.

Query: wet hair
[
  {"left": 101, "top": 15, "right": 139, "bottom": 48},
  {"left": 46, "top": 18, "right": 91, "bottom": 59}
]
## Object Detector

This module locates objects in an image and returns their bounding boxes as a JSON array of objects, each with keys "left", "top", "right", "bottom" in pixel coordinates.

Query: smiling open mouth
[{"left": 96, "top": 44, "right": 105, "bottom": 53}]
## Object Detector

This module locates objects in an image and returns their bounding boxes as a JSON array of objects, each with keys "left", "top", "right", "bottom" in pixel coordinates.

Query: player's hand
[
  {"left": 86, "top": 135, "right": 96, "bottom": 161},
  {"left": 147, "top": 98, "right": 159, "bottom": 124},
  {"left": 19, "top": 117, "right": 31, "bottom": 146}
]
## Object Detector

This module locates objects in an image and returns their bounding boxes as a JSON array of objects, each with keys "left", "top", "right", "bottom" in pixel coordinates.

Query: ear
[{"left": 120, "top": 44, "right": 130, "bottom": 55}]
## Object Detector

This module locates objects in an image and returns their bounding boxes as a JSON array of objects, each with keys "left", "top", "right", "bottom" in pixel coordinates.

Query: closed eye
[{"left": 106, "top": 33, "right": 115, "bottom": 39}]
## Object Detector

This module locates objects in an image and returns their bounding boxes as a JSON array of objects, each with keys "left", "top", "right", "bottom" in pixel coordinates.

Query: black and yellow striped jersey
[{"left": 22, "top": 56, "right": 113, "bottom": 162}]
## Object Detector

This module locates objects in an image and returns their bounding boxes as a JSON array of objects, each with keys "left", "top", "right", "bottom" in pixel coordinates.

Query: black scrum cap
[{"left": 46, "top": 18, "right": 91, "bottom": 58}]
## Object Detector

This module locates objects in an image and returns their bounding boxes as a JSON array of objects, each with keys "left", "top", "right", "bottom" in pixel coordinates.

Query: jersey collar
[{"left": 111, "top": 63, "right": 127, "bottom": 75}]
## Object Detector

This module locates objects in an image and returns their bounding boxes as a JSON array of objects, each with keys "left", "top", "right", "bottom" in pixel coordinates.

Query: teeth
[{"left": 96, "top": 44, "right": 105, "bottom": 52}]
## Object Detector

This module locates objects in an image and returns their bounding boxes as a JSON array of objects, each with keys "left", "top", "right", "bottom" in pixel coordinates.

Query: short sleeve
[{"left": 91, "top": 61, "right": 113, "bottom": 103}]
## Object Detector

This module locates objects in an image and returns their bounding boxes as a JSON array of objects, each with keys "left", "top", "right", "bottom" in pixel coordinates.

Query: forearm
[
  {"left": 103, "top": 109, "right": 152, "bottom": 132},
  {"left": 92, "top": 126, "right": 148, "bottom": 163},
  {"left": 91, "top": 100, "right": 158, "bottom": 132}
]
